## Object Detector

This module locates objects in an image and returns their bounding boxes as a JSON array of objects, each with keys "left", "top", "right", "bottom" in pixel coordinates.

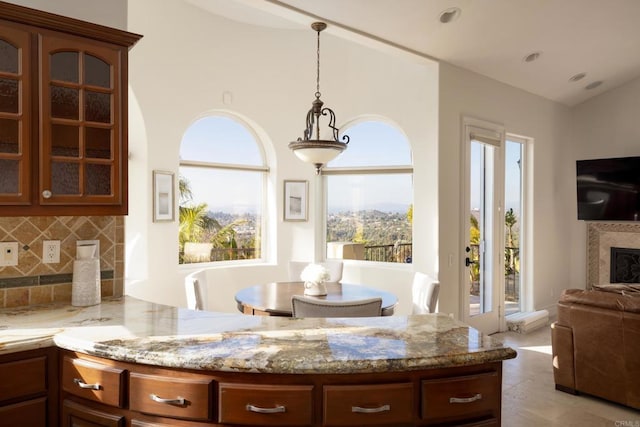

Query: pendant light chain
[{"left": 316, "top": 27, "right": 321, "bottom": 99}]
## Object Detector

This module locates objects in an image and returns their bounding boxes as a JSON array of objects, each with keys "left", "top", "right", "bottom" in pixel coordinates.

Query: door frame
[{"left": 460, "top": 117, "right": 506, "bottom": 333}]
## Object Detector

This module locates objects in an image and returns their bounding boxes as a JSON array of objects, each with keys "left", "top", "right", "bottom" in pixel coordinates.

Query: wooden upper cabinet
[
  {"left": 0, "top": 23, "right": 31, "bottom": 205},
  {"left": 40, "top": 33, "right": 121, "bottom": 206},
  {"left": 0, "top": 1, "right": 141, "bottom": 215}
]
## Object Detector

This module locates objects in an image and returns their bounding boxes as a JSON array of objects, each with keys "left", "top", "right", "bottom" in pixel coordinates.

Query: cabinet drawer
[
  {"left": 421, "top": 371, "right": 499, "bottom": 423},
  {"left": 62, "top": 356, "right": 126, "bottom": 408},
  {"left": 218, "top": 383, "right": 313, "bottom": 426},
  {"left": 129, "top": 372, "right": 212, "bottom": 421},
  {"left": 323, "top": 383, "right": 413, "bottom": 426},
  {"left": 62, "top": 399, "right": 125, "bottom": 427},
  {"left": 0, "top": 397, "right": 47, "bottom": 427},
  {"left": 0, "top": 356, "right": 47, "bottom": 402}
]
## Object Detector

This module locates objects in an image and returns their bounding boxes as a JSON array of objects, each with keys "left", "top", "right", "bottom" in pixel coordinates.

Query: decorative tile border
[
  {"left": 587, "top": 222, "right": 640, "bottom": 289},
  {"left": 0, "top": 270, "right": 113, "bottom": 287}
]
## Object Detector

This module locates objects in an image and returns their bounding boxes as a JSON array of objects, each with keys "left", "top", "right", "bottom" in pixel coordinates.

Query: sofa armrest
[{"left": 551, "top": 321, "right": 576, "bottom": 393}]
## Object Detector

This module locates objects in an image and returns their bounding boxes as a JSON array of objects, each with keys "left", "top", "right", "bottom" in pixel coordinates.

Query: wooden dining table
[{"left": 235, "top": 281, "right": 398, "bottom": 317}]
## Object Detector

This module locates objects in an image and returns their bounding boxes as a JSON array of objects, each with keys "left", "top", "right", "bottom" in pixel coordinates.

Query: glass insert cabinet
[{"left": 0, "top": 2, "right": 141, "bottom": 215}]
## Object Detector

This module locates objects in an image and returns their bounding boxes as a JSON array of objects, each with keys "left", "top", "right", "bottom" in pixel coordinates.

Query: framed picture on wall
[
  {"left": 284, "top": 180, "right": 308, "bottom": 221},
  {"left": 153, "top": 170, "right": 175, "bottom": 222}
]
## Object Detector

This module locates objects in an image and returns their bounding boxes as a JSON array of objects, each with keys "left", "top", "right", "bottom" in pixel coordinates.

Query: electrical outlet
[
  {"left": 0, "top": 242, "right": 19, "bottom": 267},
  {"left": 43, "top": 240, "right": 60, "bottom": 264}
]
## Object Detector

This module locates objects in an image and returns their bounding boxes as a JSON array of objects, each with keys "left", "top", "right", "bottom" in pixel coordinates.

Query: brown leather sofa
[{"left": 551, "top": 288, "right": 640, "bottom": 409}]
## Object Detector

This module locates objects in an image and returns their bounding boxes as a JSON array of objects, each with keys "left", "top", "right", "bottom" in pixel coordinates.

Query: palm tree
[
  {"left": 469, "top": 214, "right": 480, "bottom": 290},
  {"left": 505, "top": 208, "right": 517, "bottom": 274},
  {"left": 178, "top": 176, "right": 219, "bottom": 263},
  {"left": 179, "top": 203, "right": 209, "bottom": 246}
]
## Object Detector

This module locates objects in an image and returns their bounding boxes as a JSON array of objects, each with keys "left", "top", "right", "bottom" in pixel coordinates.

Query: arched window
[
  {"left": 179, "top": 115, "right": 268, "bottom": 264},
  {"left": 323, "top": 120, "right": 413, "bottom": 263}
]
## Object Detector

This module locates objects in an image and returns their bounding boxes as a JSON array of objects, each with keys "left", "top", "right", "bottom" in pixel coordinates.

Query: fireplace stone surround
[{"left": 587, "top": 222, "right": 640, "bottom": 289}]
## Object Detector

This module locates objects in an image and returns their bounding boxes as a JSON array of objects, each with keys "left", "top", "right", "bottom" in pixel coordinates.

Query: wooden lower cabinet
[
  {"left": 58, "top": 350, "right": 505, "bottom": 426},
  {"left": 421, "top": 371, "right": 500, "bottom": 426},
  {"left": 0, "top": 397, "right": 48, "bottom": 427},
  {"left": 218, "top": 383, "right": 313, "bottom": 426},
  {"left": 61, "top": 399, "right": 124, "bottom": 427},
  {"left": 0, "top": 348, "right": 58, "bottom": 427},
  {"left": 323, "top": 383, "right": 414, "bottom": 426}
]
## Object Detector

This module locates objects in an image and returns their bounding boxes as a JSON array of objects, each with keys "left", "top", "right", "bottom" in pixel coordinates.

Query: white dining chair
[
  {"left": 321, "top": 259, "right": 343, "bottom": 283},
  {"left": 411, "top": 272, "right": 440, "bottom": 314},
  {"left": 291, "top": 295, "right": 382, "bottom": 318},
  {"left": 185, "top": 269, "right": 208, "bottom": 310},
  {"left": 288, "top": 261, "right": 308, "bottom": 281}
]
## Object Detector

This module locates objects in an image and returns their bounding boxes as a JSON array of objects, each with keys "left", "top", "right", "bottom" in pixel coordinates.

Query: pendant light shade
[{"left": 288, "top": 22, "right": 349, "bottom": 174}]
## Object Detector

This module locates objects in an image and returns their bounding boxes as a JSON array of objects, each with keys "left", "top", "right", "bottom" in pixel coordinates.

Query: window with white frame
[
  {"left": 178, "top": 115, "right": 268, "bottom": 264},
  {"left": 323, "top": 120, "right": 413, "bottom": 263}
]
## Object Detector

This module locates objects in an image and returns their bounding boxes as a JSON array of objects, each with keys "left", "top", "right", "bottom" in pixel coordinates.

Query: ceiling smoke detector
[
  {"left": 523, "top": 51, "right": 542, "bottom": 63},
  {"left": 439, "top": 7, "right": 461, "bottom": 23},
  {"left": 569, "top": 73, "right": 587, "bottom": 82}
]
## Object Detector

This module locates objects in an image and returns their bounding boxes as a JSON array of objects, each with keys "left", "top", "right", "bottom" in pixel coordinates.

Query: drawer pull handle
[
  {"left": 73, "top": 378, "right": 101, "bottom": 390},
  {"left": 352, "top": 404, "right": 391, "bottom": 413},
  {"left": 450, "top": 393, "right": 482, "bottom": 404},
  {"left": 150, "top": 394, "right": 186, "bottom": 405},
  {"left": 246, "top": 404, "right": 286, "bottom": 414}
]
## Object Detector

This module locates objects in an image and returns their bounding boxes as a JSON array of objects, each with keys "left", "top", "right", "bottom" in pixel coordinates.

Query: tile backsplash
[{"left": 0, "top": 216, "right": 124, "bottom": 308}]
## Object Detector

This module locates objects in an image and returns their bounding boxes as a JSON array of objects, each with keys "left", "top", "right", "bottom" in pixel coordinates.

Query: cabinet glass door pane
[
  {"left": 0, "top": 160, "right": 18, "bottom": 193},
  {"left": 84, "top": 54, "right": 110, "bottom": 88},
  {"left": 85, "top": 128, "right": 111, "bottom": 159},
  {"left": 85, "top": 91, "right": 111, "bottom": 123},
  {"left": 51, "top": 51, "right": 79, "bottom": 82},
  {"left": 85, "top": 164, "right": 111, "bottom": 195},
  {"left": 52, "top": 124, "right": 79, "bottom": 157},
  {"left": 51, "top": 162, "right": 79, "bottom": 194},
  {"left": 0, "top": 119, "right": 18, "bottom": 153},
  {"left": 51, "top": 86, "right": 79, "bottom": 119},
  {"left": 0, "top": 78, "right": 18, "bottom": 113},
  {"left": 0, "top": 40, "right": 18, "bottom": 73}
]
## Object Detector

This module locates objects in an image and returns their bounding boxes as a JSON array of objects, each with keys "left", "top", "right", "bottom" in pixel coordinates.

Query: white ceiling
[{"left": 186, "top": 0, "right": 640, "bottom": 107}]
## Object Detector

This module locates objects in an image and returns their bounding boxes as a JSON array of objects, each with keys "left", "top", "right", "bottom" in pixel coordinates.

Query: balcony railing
[
  {"left": 469, "top": 244, "right": 520, "bottom": 301},
  {"left": 364, "top": 243, "right": 413, "bottom": 263}
]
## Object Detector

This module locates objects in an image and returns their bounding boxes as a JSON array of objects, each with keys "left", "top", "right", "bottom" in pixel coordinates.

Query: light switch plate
[{"left": 0, "top": 242, "right": 19, "bottom": 267}]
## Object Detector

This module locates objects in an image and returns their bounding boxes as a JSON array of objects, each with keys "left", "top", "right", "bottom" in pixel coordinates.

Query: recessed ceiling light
[
  {"left": 569, "top": 73, "right": 587, "bottom": 82},
  {"left": 439, "top": 7, "right": 461, "bottom": 23},
  {"left": 585, "top": 80, "right": 603, "bottom": 90},
  {"left": 523, "top": 51, "right": 542, "bottom": 63}
]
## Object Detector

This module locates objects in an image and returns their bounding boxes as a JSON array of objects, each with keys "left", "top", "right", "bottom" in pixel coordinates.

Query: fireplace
[
  {"left": 610, "top": 247, "right": 640, "bottom": 283},
  {"left": 587, "top": 223, "right": 640, "bottom": 288}
]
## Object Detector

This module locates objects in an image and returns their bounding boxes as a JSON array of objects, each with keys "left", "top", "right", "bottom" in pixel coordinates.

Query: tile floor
[{"left": 493, "top": 324, "right": 640, "bottom": 426}]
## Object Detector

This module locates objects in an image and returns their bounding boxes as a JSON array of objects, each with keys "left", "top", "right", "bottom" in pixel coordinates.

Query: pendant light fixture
[{"left": 288, "top": 22, "right": 349, "bottom": 174}]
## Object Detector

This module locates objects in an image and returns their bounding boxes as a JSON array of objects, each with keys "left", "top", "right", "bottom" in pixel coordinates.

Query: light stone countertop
[{"left": 0, "top": 296, "right": 516, "bottom": 374}]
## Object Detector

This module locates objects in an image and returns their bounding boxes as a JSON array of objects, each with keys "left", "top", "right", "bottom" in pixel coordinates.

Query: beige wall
[{"left": 4, "top": 0, "right": 127, "bottom": 29}]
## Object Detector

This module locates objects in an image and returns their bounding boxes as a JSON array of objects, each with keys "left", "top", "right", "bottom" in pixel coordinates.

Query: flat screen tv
[{"left": 576, "top": 156, "right": 640, "bottom": 221}]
